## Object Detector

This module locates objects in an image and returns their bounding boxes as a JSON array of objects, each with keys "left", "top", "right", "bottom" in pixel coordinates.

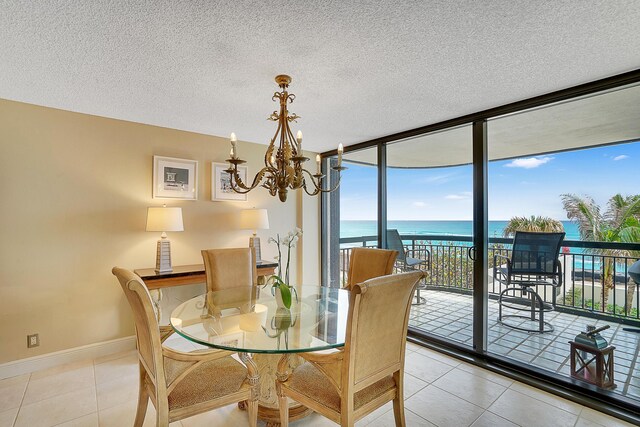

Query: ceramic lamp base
[
  {"left": 155, "top": 239, "right": 173, "bottom": 273},
  {"left": 249, "top": 236, "right": 262, "bottom": 262}
]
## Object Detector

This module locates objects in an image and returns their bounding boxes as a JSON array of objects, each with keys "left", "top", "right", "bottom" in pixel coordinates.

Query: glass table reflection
[{"left": 170, "top": 285, "right": 350, "bottom": 425}]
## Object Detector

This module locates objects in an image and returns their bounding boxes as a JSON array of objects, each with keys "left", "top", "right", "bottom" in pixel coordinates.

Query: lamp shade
[
  {"left": 146, "top": 207, "right": 184, "bottom": 232},
  {"left": 239, "top": 209, "right": 270, "bottom": 230}
]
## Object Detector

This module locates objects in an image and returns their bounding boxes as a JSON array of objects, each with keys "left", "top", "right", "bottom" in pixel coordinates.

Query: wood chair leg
[
  {"left": 134, "top": 366, "right": 148, "bottom": 427},
  {"left": 155, "top": 389, "right": 170, "bottom": 427},
  {"left": 392, "top": 397, "right": 406, "bottom": 427},
  {"left": 278, "top": 395, "right": 289, "bottom": 427},
  {"left": 156, "top": 411, "right": 169, "bottom": 427},
  {"left": 392, "top": 371, "right": 406, "bottom": 427},
  {"left": 247, "top": 399, "right": 258, "bottom": 427},
  {"left": 340, "top": 412, "right": 355, "bottom": 427}
]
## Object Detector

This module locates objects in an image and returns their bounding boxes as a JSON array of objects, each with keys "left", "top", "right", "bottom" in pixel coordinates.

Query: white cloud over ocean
[
  {"left": 613, "top": 155, "right": 629, "bottom": 161},
  {"left": 505, "top": 156, "right": 553, "bottom": 169}
]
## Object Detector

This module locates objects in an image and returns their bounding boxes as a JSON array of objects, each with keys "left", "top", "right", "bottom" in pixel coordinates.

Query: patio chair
[
  {"left": 386, "top": 229, "right": 431, "bottom": 305},
  {"left": 494, "top": 231, "right": 565, "bottom": 333}
]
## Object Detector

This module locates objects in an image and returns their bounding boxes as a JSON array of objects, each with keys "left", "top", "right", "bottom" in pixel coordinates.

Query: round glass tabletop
[{"left": 170, "top": 285, "right": 350, "bottom": 354}]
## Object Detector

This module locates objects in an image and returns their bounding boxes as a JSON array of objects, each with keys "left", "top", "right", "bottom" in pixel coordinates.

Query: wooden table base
[{"left": 238, "top": 353, "right": 313, "bottom": 426}]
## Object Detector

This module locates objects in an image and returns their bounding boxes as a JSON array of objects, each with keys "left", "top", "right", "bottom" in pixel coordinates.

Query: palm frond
[
  {"left": 616, "top": 195, "right": 640, "bottom": 229},
  {"left": 561, "top": 194, "right": 601, "bottom": 241},
  {"left": 503, "top": 215, "right": 564, "bottom": 236}
]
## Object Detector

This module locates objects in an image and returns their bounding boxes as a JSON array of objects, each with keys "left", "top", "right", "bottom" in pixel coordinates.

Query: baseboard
[{"left": 0, "top": 335, "right": 136, "bottom": 380}]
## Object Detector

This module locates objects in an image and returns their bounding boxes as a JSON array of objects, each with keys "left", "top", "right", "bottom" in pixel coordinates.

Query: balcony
[{"left": 338, "top": 234, "right": 640, "bottom": 403}]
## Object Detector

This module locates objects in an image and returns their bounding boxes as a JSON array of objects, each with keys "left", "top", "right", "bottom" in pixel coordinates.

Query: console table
[
  {"left": 134, "top": 262, "right": 279, "bottom": 319},
  {"left": 134, "top": 261, "right": 278, "bottom": 289}
]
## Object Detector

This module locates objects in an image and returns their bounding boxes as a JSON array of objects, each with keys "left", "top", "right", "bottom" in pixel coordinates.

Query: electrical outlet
[{"left": 27, "top": 334, "right": 39, "bottom": 348}]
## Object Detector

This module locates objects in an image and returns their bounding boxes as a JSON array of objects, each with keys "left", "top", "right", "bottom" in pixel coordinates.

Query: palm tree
[
  {"left": 503, "top": 215, "right": 564, "bottom": 237},
  {"left": 561, "top": 194, "right": 640, "bottom": 313}
]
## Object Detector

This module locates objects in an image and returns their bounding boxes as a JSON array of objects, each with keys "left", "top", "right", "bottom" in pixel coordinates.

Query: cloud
[
  {"left": 413, "top": 201, "right": 427, "bottom": 207},
  {"left": 505, "top": 156, "right": 553, "bottom": 169},
  {"left": 613, "top": 155, "right": 629, "bottom": 161},
  {"left": 445, "top": 192, "right": 472, "bottom": 200},
  {"left": 422, "top": 173, "right": 457, "bottom": 184}
]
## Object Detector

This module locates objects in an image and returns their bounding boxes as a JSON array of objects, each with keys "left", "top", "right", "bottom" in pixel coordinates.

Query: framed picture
[
  {"left": 153, "top": 156, "right": 198, "bottom": 200},
  {"left": 212, "top": 162, "right": 248, "bottom": 201}
]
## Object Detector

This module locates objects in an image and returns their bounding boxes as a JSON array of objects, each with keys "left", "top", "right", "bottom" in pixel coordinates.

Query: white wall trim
[{"left": 0, "top": 336, "right": 136, "bottom": 380}]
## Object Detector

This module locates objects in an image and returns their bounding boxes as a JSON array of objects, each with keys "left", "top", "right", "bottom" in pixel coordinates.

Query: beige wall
[{"left": 0, "top": 99, "right": 320, "bottom": 364}]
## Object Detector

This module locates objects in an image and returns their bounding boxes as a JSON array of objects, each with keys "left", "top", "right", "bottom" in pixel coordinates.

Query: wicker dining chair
[
  {"left": 112, "top": 267, "right": 259, "bottom": 427},
  {"left": 276, "top": 270, "right": 424, "bottom": 427},
  {"left": 201, "top": 247, "right": 258, "bottom": 292},
  {"left": 344, "top": 247, "right": 398, "bottom": 291}
]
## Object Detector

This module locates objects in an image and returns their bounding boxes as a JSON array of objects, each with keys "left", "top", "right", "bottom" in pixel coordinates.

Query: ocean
[{"left": 341, "top": 220, "right": 581, "bottom": 241}]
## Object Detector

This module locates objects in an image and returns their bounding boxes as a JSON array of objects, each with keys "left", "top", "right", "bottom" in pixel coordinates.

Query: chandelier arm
[
  {"left": 265, "top": 141, "right": 276, "bottom": 168},
  {"left": 301, "top": 182, "right": 320, "bottom": 196},
  {"left": 228, "top": 166, "right": 268, "bottom": 193},
  {"left": 300, "top": 169, "right": 342, "bottom": 195}
]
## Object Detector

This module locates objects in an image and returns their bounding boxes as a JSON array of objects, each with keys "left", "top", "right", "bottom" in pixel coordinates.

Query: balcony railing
[{"left": 339, "top": 234, "right": 640, "bottom": 322}]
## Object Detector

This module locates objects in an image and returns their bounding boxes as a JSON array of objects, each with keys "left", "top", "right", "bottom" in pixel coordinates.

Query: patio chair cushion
[
  {"left": 167, "top": 356, "right": 247, "bottom": 410},
  {"left": 285, "top": 362, "right": 396, "bottom": 412}
]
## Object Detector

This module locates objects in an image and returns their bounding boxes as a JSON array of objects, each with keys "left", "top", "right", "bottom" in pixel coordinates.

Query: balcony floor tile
[{"left": 411, "top": 289, "right": 640, "bottom": 405}]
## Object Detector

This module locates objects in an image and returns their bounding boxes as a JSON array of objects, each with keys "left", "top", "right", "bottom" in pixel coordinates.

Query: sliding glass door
[
  {"left": 387, "top": 127, "right": 475, "bottom": 345},
  {"left": 487, "top": 82, "right": 640, "bottom": 403}
]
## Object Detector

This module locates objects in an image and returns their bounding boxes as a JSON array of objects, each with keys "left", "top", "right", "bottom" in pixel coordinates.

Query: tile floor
[
  {"left": 0, "top": 339, "right": 636, "bottom": 427},
  {"left": 410, "top": 290, "right": 640, "bottom": 402}
]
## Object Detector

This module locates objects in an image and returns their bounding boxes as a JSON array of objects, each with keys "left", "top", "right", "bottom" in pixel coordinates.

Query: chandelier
[{"left": 225, "top": 74, "right": 346, "bottom": 202}]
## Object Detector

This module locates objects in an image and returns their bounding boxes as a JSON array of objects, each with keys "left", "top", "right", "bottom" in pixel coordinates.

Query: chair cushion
[
  {"left": 167, "top": 356, "right": 247, "bottom": 410},
  {"left": 286, "top": 362, "right": 396, "bottom": 412}
]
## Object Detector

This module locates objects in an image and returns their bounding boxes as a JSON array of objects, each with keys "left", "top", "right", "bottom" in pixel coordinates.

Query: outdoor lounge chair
[
  {"left": 386, "top": 229, "right": 431, "bottom": 305},
  {"left": 494, "top": 231, "right": 565, "bottom": 333}
]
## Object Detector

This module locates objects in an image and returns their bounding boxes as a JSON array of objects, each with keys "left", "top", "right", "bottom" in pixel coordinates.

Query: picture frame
[
  {"left": 153, "top": 156, "right": 198, "bottom": 200},
  {"left": 212, "top": 162, "right": 248, "bottom": 201}
]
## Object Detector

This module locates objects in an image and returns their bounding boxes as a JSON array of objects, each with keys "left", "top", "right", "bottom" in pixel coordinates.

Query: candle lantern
[{"left": 569, "top": 325, "right": 616, "bottom": 389}]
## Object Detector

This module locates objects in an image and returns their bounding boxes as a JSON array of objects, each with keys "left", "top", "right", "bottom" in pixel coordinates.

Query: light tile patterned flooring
[
  {"left": 0, "top": 339, "right": 636, "bottom": 427},
  {"left": 410, "top": 290, "right": 640, "bottom": 402}
]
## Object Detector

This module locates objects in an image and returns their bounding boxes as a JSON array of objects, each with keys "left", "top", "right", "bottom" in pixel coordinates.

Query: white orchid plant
[{"left": 266, "top": 227, "right": 302, "bottom": 309}]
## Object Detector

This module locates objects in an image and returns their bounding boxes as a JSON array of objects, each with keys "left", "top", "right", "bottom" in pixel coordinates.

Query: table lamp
[
  {"left": 146, "top": 206, "right": 184, "bottom": 273},
  {"left": 239, "top": 208, "right": 270, "bottom": 262}
]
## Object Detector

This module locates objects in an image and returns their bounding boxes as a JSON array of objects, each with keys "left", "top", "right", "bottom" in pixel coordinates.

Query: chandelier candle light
[{"left": 226, "top": 74, "right": 346, "bottom": 202}]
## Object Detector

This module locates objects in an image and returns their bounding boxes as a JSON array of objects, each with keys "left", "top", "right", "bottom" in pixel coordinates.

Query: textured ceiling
[{"left": 1, "top": 1, "right": 640, "bottom": 153}]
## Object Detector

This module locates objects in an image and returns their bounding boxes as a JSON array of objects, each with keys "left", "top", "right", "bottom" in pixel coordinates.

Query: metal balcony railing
[{"left": 338, "top": 234, "right": 640, "bottom": 322}]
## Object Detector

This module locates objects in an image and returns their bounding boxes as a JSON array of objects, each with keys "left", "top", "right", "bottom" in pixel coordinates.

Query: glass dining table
[{"left": 170, "top": 285, "right": 350, "bottom": 425}]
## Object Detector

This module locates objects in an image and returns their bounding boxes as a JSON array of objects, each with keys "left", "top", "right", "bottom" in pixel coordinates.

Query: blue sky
[{"left": 340, "top": 140, "right": 640, "bottom": 221}]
